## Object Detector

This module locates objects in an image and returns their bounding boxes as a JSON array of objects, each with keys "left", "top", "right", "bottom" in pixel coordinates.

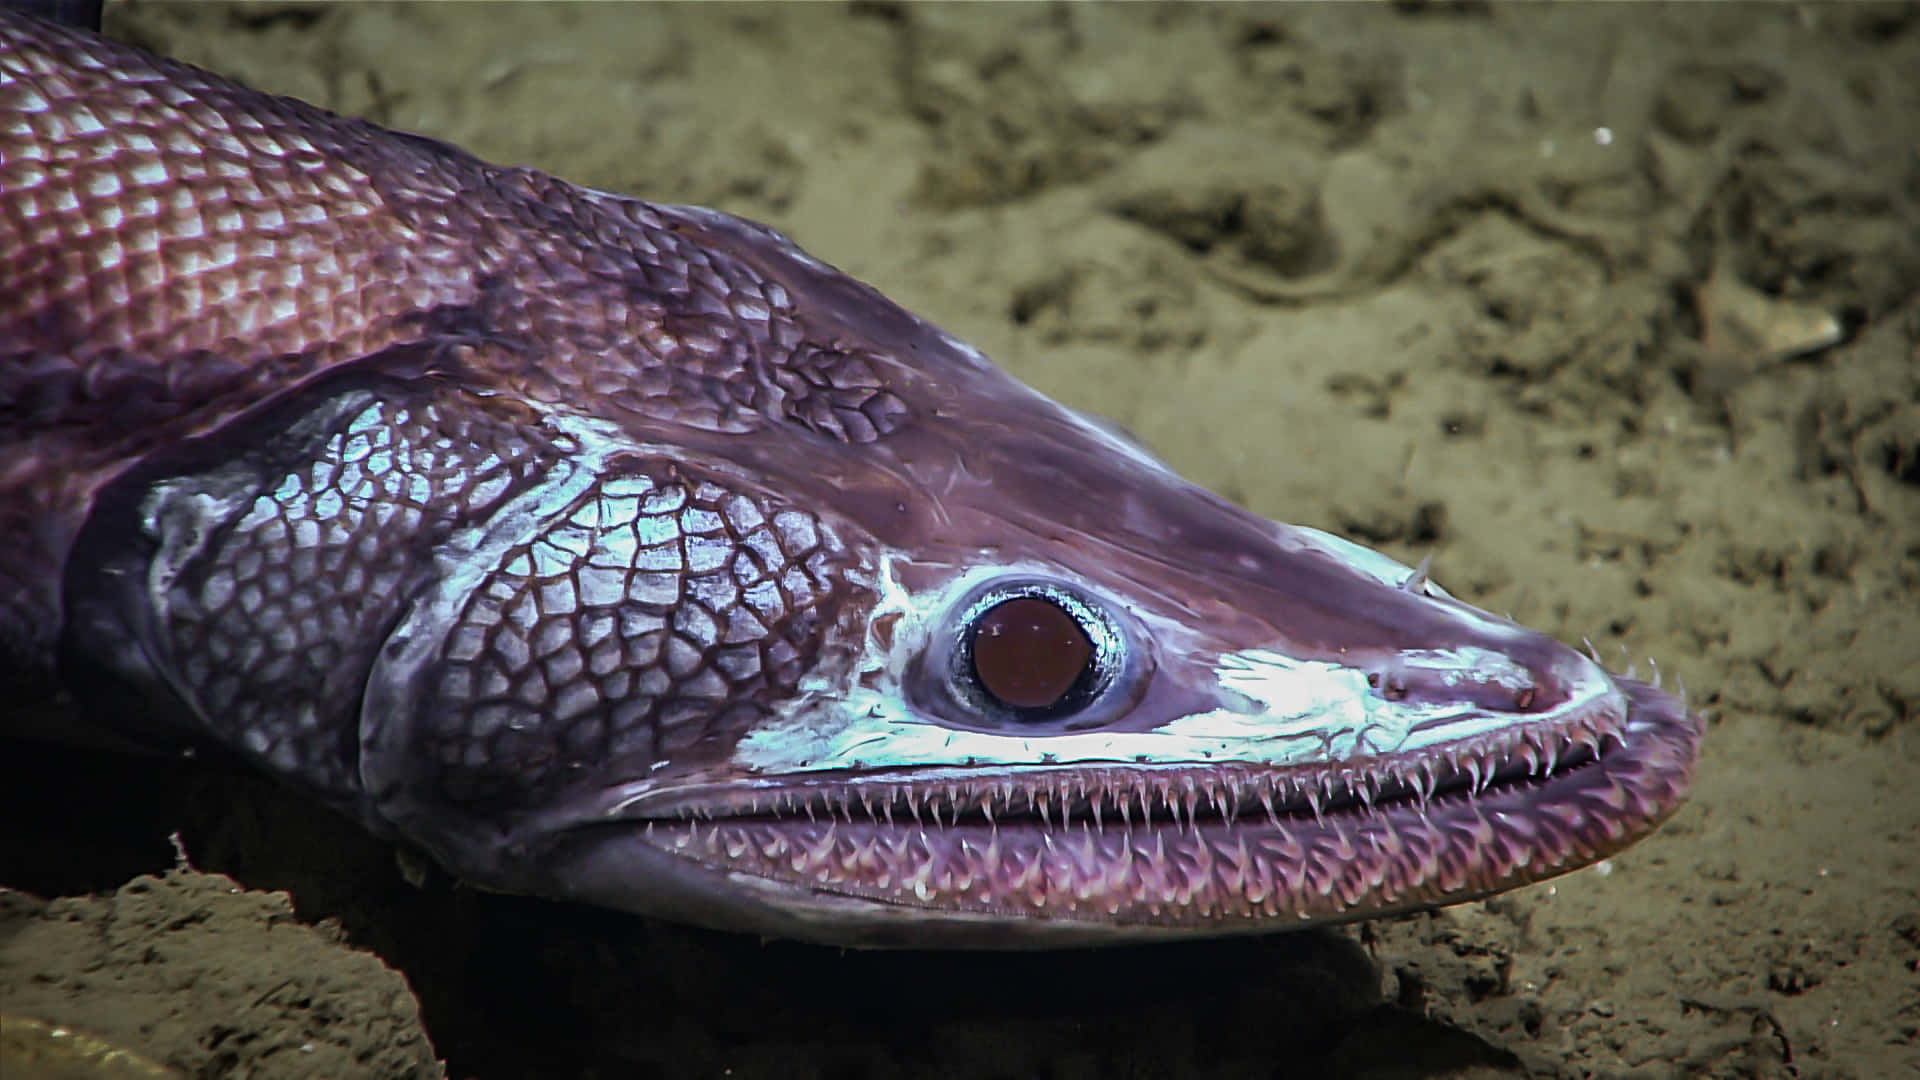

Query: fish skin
[{"left": 0, "top": 10, "right": 1701, "bottom": 947}]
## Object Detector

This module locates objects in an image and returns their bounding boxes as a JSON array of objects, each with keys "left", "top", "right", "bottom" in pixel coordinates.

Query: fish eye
[
  {"left": 951, "top": 582, "right": 1125, "bottom": 724},
  {"left": 970, "top": 596, "right": 1091, "bottom": 710}
]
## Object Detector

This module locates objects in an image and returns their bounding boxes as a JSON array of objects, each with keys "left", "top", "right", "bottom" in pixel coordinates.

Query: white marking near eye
[
  {"left": 735, "top": 636, "right": 1613, "bottom": 775},
  {"left": 723, "top": 539, "right": 1624, "bottom": 778}
]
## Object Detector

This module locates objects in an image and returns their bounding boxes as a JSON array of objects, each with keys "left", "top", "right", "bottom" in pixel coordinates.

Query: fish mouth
[{"left": 609, "top": 674, "right": 1702, "bottom": 941}]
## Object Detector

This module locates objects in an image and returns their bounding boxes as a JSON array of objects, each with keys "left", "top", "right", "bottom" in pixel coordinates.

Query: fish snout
[{"left": 1363, "top": 638, "right": 1586, "bottom": 715}]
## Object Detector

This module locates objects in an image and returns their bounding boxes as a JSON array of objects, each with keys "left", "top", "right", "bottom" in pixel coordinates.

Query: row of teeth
[
  {"left": 1587, "top": 641, "right": 1683, "bottom": 697},
  {"left": 684, "top": 716, "right": 1624, "bottom": 832}
]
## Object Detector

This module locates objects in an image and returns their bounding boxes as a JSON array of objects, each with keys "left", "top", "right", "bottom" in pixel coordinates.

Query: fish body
[{"left": 0, "top": 10, "right": 1702, "bottom": 946}]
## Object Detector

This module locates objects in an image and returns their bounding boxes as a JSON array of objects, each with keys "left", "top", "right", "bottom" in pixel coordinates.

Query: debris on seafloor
[
  {"left": 1696, "top": 264, "right": 1845, "bottom": 367},
  {"left": 0, "top": 1014, "right": 185, "bottom": 1080},
  {"left": 1688, "top": 254, "right": 1846, "bottom": 437}
]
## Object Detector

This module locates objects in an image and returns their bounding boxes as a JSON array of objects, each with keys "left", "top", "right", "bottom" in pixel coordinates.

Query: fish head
[{"left": 465, "top": 208, "right": 1704, "bottom": 947}]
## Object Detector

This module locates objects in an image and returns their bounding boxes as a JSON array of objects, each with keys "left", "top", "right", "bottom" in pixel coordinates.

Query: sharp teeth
[
  {"left": 1399, "top": 552, "right": 1434, "bottom": 594},
  {"left": 1259, "top": 789, "right": 1280, "bottom": 828}
]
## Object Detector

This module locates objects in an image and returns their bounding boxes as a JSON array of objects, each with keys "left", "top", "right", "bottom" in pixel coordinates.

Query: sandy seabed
[{"left": 3, "top": 3, "right": 1916, "bottom": 1078}]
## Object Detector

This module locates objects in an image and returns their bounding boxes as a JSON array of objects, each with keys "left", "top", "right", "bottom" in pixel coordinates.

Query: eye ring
[{"left": 949, "top": 581, "right": 1125, "bottom": 725}]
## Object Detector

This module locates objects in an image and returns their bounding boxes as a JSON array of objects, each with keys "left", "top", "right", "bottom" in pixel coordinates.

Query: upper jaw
[
  {"left": 590, "top": 636, "right": 1637, "bottom": 828},
  {"left": 664, "top": 551, "right": 1629, "bottom": 788},
  {"left": 514, "top": 665, "right": 1698, "bottom": 948}
]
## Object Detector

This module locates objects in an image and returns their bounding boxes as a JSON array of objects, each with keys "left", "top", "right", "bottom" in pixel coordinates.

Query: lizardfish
[{"left": 0, "top": 9, "right": 1701, "bottom": 946}]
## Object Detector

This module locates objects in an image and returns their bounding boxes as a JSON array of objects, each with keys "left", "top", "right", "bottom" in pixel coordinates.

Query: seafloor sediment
[{"left": 3, "top": 4, "right": 1915, "bottom": 1078}]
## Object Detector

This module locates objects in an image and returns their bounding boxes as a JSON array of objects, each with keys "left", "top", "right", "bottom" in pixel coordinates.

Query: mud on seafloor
[{"left": 3, "top": 3, "right": 1916, "bottom": 1079}]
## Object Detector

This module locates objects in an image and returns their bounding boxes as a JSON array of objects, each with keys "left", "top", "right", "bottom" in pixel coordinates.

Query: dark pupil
[{"left": 970, "top": 596, "right": 1092, "bottom": 711}]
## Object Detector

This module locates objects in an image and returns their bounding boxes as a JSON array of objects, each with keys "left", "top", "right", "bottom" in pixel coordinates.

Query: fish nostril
[
  {"left": 1365, "top": 671, "right": 1409, "bottom": 701},
  {"left": 1365, "top": 672, "right": 1406, "bottom": 700},
  {"left": 1515, "top": 687, "right": 1536, "bottom": 710}
]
